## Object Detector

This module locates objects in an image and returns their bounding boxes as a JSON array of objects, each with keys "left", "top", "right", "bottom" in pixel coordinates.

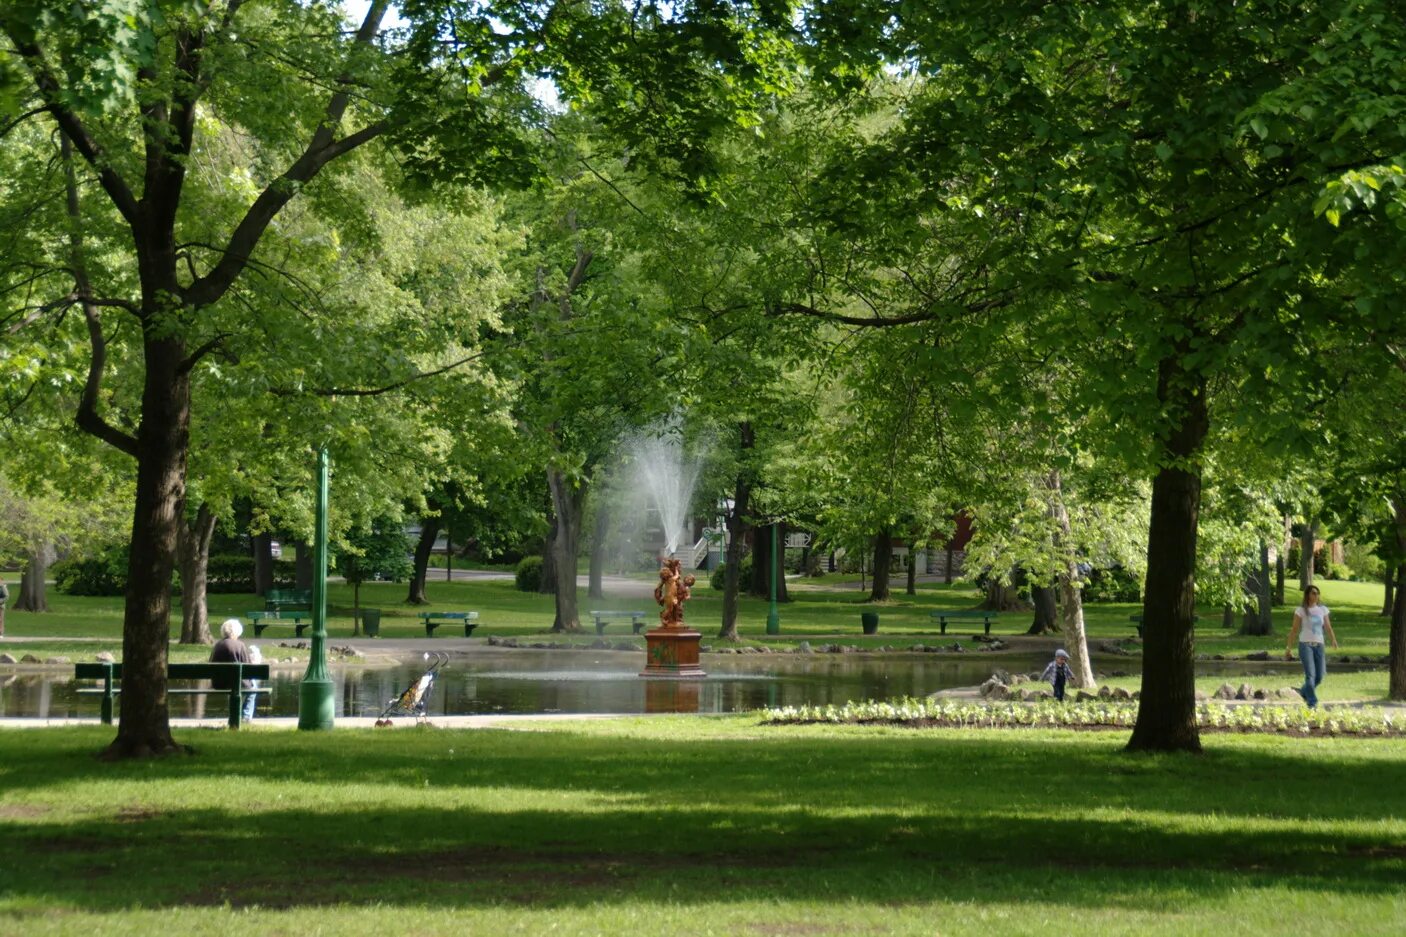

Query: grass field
[
  {"left": 1, "top": 719, "right": 1404, "bottom": 936},
  {"left": 1, "top": 576, "right": 1394, "bottom": 662}
]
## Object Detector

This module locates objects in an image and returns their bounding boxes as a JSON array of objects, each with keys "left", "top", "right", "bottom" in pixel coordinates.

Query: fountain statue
[{"left": 640, "top": 556, "right": 706, "bottom": 678}]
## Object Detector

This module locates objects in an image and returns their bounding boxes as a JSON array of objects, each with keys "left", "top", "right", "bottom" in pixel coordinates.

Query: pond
[{"left": 0, "top": 648, "right": 1351, "bottom": 721}]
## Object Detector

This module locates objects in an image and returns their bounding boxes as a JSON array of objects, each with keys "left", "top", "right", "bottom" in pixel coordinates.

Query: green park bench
[
  {"left": 264, "top": 588, "right": 312, "bottom": 613},
  {"left": 248, "top": 609, "right": 309, "bottom": 638},
  {"left": 418, "top": 611, "right": 479, "bottom": 637},
  {"left": 1129, "top": 613, "right": 1200, "bottom": 637},
  {"left": 75, "top": 661, "right": 271, "bottom": 729},
  {"left": 591, "top": 610, "right": 649, "bottom": 635},
  {"left": 929, "top": 609, "right": 999, "bottom": 635}
]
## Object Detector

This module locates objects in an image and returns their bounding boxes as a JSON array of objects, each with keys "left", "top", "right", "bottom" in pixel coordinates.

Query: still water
[{"left": 0, "top": 649, "right": 1321, "bottom": 720}]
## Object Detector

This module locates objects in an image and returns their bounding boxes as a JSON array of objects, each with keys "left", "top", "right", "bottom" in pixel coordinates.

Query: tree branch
[
  {"left": 175, "top": 333, "right": 231, "bottom": 376},
  {"left": 2, "top": 27, "right": 142, "bottom": 227},
  {"left": 183, "top": 1, "right": 392, "bottom": 307}
]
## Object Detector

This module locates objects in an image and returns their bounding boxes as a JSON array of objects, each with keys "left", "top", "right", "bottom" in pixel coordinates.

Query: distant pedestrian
[
  {"left": 1042, "top": 648, "right": 1075, "bottom": 701},
  {"left": 1285, "top": 585, "right": 1339, "bottom": 708},
  {"left": 0, "top": 578, "right": 8, "bottom": 637}
]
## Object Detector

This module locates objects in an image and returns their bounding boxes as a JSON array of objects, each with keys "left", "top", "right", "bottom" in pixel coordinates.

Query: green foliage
[
  {"left": 335, "top": 521, "right": 412, "bottom": 586},
  {"left": 1343, "top": 543, "right": 1385, "bottom": 581},
  {"left": 514, "top": 555, "right": 544, "bottom": 592},
  {"left": 203, "top": 555, "right": 296, "bottom": 594},
  {"left": 710, "top": 554, "right": 752, "bottom": 592},
  {"left": 52, "top": 545, "right": 128, "bottom": 596},
  {"left": 1083, "top": 566, "right": 1142, "bottom": 604}
]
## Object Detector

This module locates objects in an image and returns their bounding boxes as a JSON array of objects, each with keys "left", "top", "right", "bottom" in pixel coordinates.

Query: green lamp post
[
  {"left": 766, "top": 522, "right": 780, "bottom": 635},
  {"left": 298, "top": 446, "right": 335, "bottom": 730}
]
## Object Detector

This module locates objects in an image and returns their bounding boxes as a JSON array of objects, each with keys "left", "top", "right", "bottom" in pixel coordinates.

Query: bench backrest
[
  {"left": 75, "top": 662, "right": 272, "bottom": 681},
  {"left": 930, "top": 610, "right": 997, "bottom": 617},
  {"left": 266, "top": 589, "right": 312, "bottom": 603}
]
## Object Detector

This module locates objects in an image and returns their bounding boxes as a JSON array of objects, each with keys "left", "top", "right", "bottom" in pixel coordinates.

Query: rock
[
  {"left": 980, "top": 679, "right": 1010, "bottom": 700},
  {"left": 794, "top": 641, "right": 812, "bottom": 654},
  {"left": 1211, "top": 654, "right": 1225, "bottom": 661},
  {"left": 1132, "top": 691, "right": 1141, "bottom": 700},
  {"left": 1014, "top": 688, "right": 1035, "bottom": 701},
  {"left": 1075, "top": 690, "right": 1097, "bottom": 701},
  {"left": 44, "top": 656, "right": 72, "bottom": 665},
  {"left": 0, "top": 653, "right": 17, "bottom": 664},
  {"left": 1039, "top": 691, "right": 1052, "bottom": 700},
  {"left": 1213, "top": 683, "right": 1237, "bottom": 700},
  {"left": 1252, "top": 689, "right": 1268, "bottom": 700},
  {"left": 1245, "top": 650, "right": 1270, "bottom": 661},
  {"left": 1097, "top": 685, "right": 1112, "bottom": 699},
  {"left": 1027, "top": 672, "right": 1043, "bottom": 682},
  {"left": 1236, "top": 682, "right": 1253, "bottom": 701},
  {"left": 1279, "top": 687, "right": 1301, "bottom": 699},
  {"left": 20, "top": 654, "right": 41, "bottom": 664},
  {"left": 487, "top": 635, "right": 501, "bottom": 646},
  {"left": 1194, "top": 691, "right": 1209, "bottom": 701},
  {"left": 96, "top": 651, "right": 116, "bottom": 663},
  {"left": 1010, "top": 673, "right": 1028, "bottom": 685},
  {"left": 1112, "top": 687, "right": 1132, "bottom": 701},
  {"left": 950, "top": 643, "right": 964, "bottom": 653},
  {"left": 991, "top": 669, "right": 1012, "bottom": 686}
]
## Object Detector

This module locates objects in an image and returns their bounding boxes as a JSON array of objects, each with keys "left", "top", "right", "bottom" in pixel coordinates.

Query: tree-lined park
[{"left": 3, "top": 2, "right": 1406, "bottom": 933}]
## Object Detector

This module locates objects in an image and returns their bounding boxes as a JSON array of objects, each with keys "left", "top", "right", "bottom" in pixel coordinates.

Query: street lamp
[{"left": 298, "top": 446, "right": 334, "bottom": 730}]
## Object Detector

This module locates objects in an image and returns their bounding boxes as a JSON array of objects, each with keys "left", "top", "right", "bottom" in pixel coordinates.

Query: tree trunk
[
  {"left": 749, "top": 522, "right": 790, "bottom": 602},
  {"left": 981, "top": 571, "right": 1029, "bottom": 612},
  {"left": 1239, "top": 542, "right": 1273, "bottom": 635},
  {"left": 1027, "top": 583, "right": 1059, "bottom": 634},
  {"left": 406, "top": 513, "right": 440, "bottom": 605},
  {"left": 1275, "top": 514, "right": 1289, "bottom": 605},
  {"left": 538, "top": 515, "right": 557, "bottom": 596},
  {"left": 1388, "top": 497, "right": 1406, "bottom": 700},
  {"left": 719, "top": 422, "right": 754, "bottom": 641},
  {"left": 178, "top": 502, "right": 217, "bottom": 644},
  {"left": 105, "top": 336, "right": 191, "bottom": 760},
  {"left": 252, "top": 532, "right": 274, "bottom": 596},
  {"left": 1128, "top": 361, "right": 1207, "bottom": 754},
  {"left": 1382, "top": 565, "right": 1394, "bottom": 617},
  {"left": 868, "top": 528, "right": 894, "bottom": 602},
  {"left": 295, "top": 541, "right": 314, "bottom": 591},
  {"left": 14, "top": 548, "right": 51, "bottom": 612},
  {"left": 547, "top": 468, "right": 584, "bottom": 632},
  {"left": 1044, "top": 470, "right": 1094, "bottom": 686},
  {"left": 944, "top": 544, "right": 955, "bottom": 584},
  {"left": 1298, "top": 519, "right": 1316, "bottom": 590},
  {"left": 588, "top": 503, "right": 609, "bottom": 600},
  {"left": 906, "top": 550, "right": 917, "bottom": 596}
]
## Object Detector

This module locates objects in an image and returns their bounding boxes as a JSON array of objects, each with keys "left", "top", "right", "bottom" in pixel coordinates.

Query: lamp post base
[
  {"left": 640, "top": 627, "right": 706, "bottom": 678},
  {"left": 298, "top": 677, "right": 335, "bottom": 730}
]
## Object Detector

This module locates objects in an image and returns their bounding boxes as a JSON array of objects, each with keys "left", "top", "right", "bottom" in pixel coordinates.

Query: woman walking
[{"left": 1285, "top": 585, "right": 1339, "bottom": 708}]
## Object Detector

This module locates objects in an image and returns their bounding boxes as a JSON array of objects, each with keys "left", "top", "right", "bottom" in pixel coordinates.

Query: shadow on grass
[{"left": 1, "top": 725, "right": 1404, "bottom": 913}]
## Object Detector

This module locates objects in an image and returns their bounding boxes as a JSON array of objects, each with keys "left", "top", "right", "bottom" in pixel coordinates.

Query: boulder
[
  {"left": 1213, "top": 683, "right": 1237, "bottom": 700},
  {"left": 991, "top": 669, "right": 1013, "bottom": 686},
  {"left": 44, "top": 656, "right": 72, "bottom": 665},
  {"left": 979, "top": 677, "right": 1009, "bottom": 700},
  {"left": 1252, "top": 689, "right": 1268, "bottom": 700},
  {"left": 796, "top": 641, "right": 812, "bottom": 654},
  {"left": 1074, "top": 690, "right": 1097, "bottom": 702},
  {"left": 1236, "top": 682, "right": 1254, "bottom": 701},
  {"left": 1194, "top": 691, "right": 1209, "bottom": 701},
  {"left": 96, "top": 651, "right": 116, "bottom": 663},
  {"left": 1245, "top": 650, "right": 1271, "bottom": 661},
  {"left": 1097, "top": 685, "right": 1112, "bottom": 699},
  {"left": 0, "top": 653, "right": 17, "bottom": 664},
  {"left": 1278, "top": 687, "right": 1301, "bottom": 699},
  {"left": 20, "top": 654, "right": 42, "bottom": 664},
  {"left": 1111, "top": 687, "right": 1132, "bottom": 701}
]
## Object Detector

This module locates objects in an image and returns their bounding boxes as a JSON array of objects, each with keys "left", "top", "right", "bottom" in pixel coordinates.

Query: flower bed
[{"left": 759, "top": 697, "right": 1406, "bottom": 736}]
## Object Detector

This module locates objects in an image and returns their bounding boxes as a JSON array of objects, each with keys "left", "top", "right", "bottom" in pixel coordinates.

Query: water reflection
[{"left": 0, "top": 649, "right": 1361, "bottom": 720}]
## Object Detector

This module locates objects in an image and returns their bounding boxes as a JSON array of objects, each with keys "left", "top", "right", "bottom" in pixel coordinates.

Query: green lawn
[
  {"left": 1, "top": 577, "right": 1394, "bottom": 664},
  {"left": 1, "top": 719, "right": 1404, "bottom": 935}
]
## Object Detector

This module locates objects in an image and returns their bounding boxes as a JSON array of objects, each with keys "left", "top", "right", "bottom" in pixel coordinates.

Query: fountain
[
  {"left": 640, "top": 556, "right": 706, "bottom": 678},
  {"left": 632, "top": 432, "right": 704, "bottom": 565}
]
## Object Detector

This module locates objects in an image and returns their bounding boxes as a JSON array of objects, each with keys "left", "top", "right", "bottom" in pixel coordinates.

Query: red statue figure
[{"left": 653, "top": 557, "right": 696, "bottom": 629}]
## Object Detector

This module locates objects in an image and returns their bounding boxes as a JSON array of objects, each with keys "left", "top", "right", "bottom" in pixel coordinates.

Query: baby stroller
[{"left": 374, "top": 652, "right": 447, "bottom": 727}]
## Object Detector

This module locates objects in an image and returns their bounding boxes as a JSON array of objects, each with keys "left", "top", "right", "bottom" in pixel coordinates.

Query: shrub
[
  {"left": 515, "top": 555, "right": 544, "bottom": 592},
  {"left": 1343, "top": 542, "right": 1384, "bottom": 581},
  {"left": 1319, "top": 561, "right": 1353, "bottom": 582},
  {"left": 710, "top": 553, "right": 753, "bottom": 591},
  {"left": 53, "top": 545, "right": 129, "bottom": 596}
]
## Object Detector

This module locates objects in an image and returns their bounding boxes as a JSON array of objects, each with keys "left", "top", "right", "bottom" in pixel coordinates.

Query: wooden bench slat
[
  {"left": 417, "top": 611, "right": 480, "bottom": 637},
  {"left": 590, "top": 611, "right": 648, "bottom": 635},
  {"left": 74, "top": 662, "right": 270, "bottom": 728},
  {"left": 928, "top": 610, "right": 998, "bottom": 635}
]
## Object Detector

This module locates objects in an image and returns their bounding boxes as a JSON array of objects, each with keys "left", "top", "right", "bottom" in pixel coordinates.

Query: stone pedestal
[{"left": 640, "top": 626, "right": 706, "bottom": 678}]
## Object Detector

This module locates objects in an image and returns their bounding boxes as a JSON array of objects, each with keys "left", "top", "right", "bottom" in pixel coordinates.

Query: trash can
[
  {"left": 861, "top": 611, "right": 879, "bottom": 635},
  {"left": 360, "top": 608, "right": 381, "bottom": 637}
]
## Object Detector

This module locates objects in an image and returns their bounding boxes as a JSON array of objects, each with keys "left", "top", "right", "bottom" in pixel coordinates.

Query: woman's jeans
[
  {"left": 242, "top": 683, "right": 258, "bottom": 721},
  {"left": 1299, "top": 642, "right": 1326, "bottom": 708}
]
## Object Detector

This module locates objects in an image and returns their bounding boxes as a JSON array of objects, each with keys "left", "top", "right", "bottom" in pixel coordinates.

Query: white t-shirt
[{"left": 1295, "top": 604, "right": 1329, "bottom": 645}]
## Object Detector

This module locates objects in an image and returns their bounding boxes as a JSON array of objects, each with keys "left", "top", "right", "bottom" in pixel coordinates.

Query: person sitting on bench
[{"left": 210, "top": 618, "right": 256, "bottom": 722}]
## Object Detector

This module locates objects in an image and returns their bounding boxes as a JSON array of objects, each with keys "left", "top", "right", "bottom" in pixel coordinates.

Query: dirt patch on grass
[{"left": 0, "top": 803, "right": 50, "bottom": 820}]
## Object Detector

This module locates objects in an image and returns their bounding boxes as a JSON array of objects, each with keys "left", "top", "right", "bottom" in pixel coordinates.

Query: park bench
[
  {"left": 264, "top": 588, "right": 312, "bottom": 613},
  {"left": 1129, "top": 613, "right": 1199, "bottom": 637},
  {"left": 75, "top": 661, "right": 271, "bottom": 729},
  {"left": 929, "top": 609, "right": 999, "bottom": 635},
  {"left": 418, "top": 611, "right": 479, "bottom": 637},
  {"left": 590, "top": 610, "right": 649, "bottom": 635},
  {"left": 248, "top": 609, "right": 309, "bottom": 638}
]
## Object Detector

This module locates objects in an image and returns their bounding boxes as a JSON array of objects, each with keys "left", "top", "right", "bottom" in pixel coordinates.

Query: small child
[
  {"left": 244, "top": 645, "right": 263, "bottom": 722},
  {"left": 1042, "top": 648, "right": 1074, "bottom": 701}
]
